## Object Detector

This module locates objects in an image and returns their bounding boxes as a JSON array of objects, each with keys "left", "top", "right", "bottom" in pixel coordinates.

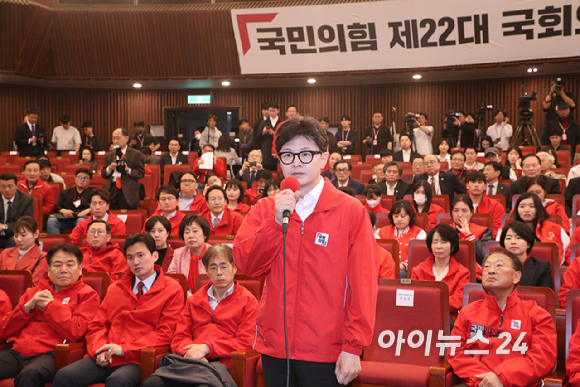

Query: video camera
[
  {"left": 517, "top": 92, "right": 538, "bottom": 121},
  {"left": 114, "top": 145, "right": 127, "bottom": 173},
  {"left": 444, "top": 111, "right": 459, "bottom": 126},
  {"left": 405, "top": 112, "right": 420, "bottom": 126},
  {"left": 555, "top": 78, "right": 564, "bottom": 92}
]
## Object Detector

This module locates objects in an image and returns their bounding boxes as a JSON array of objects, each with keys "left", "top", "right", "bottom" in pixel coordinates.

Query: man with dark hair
[
  {"left": 363, "top": 111, "right": 393, "bottom": 155},
  {"left": 541, "top": 102, "right": 580, "bottom": 159},
  {"left": 177, "top": 172, "right": 207, "bottom": 213},
  {"left": 319, "top": 116, "right": 339, "bottom": 154},
  {"left": 129, "top": 121, "right": 159, "bottom": 151},
  {"left": 393, "top": 133, "right": 420, "bottom": 162},
  {"left": 0, "top": 243, "right": 100, "bottom": 387},
  {"left": 18, "top": 160, "right": 54, "bottom": 215},
  {"left": 466, "top": 171, "right": 504, "bottom": 238},
  {"left": 159, "top": 138, "right": 188, "bottom": 183},
  {"left": 332, "top": 160, "right": 365, "bottom": 195},
  {"left": 414, "top": 155, "right": 467, "bottom": 202},
  {"left": 451, "top": 111, "right": 476, "bottom": 148},
  {"left": 46, "top": 168, "right": 93, "bottom": 234},
  {"left": 336, "top": 114, "right": 357, "bottom": 155},
  {"left": 235, "top": 116, "right": 378, "bottom": 387},
  {"left": 193, "top": 144, "right": 226, "bottom": 184},
  {"left": 141, "top": 146, "right": 160, "bottom": 165},
  {"left": 449, "top": 248, "right": 557, "bottom": 387},
  {"left": 542, "top": 77, "right": 577, "bottom": 126},
  {"left": 404, "top": 156, "right": 425, "bottom": 182},
  {"left": 321, "top": 151, "right": 342, "bottom": 182},
  {"left": 201, "top": 186, "right": 243, "bottom": 236},
  {"left": 256, "top": 102, "right": 280, "bottom": 171},
  {"left": 237, "top": 118, "right": 253, "bottom": 158},
  {"left": 239, "top": 149, "right": 263, "bottom": 187},
  {"left": 412, "top": 113, "right": 434, "bottom": 155},
  {"left": 69, "top": 189, "right": 126, "bottom": 245},
  {"left": 510, "top": 154, "right": 562, "bottom": 194},
  {"left": 0, "top": 173, "right": 34, "bottom": 249},
  {"left": 379, "top": 161, "right": 412, "bottom": 200},
  {"left": 102, "top": 127, "right": 145, "bottom": 210},
  {"left": 143, "top": 185, "right": 185, "bottom": 236},
  {"left": 252, "top": 102, "right": 270, "bottom": 138},
  {"left": 486, "top": 109, "right": 512, "bottom": 150},
  {"left": 52, "top": 233, "right": 184, "bottom": 387},
  {"left": 80, "top": 220, "right": 127, "bottom": 282},
  {"left": 542, "top": 126, "right": 570, "bottom": 153},
  {"left": 199, "top": 114, "right": 222, "bottom": 149},
  {"left": 270, "top": 105, "right": 299, "bottom": 158},
  {"left": 450, "top": 150, "right": 469, "bottom": 182},
  {"left": 482, "top": 147, "right": 517, "bottom": 180},
  {"left": 246, "top": 169, "right": 271, "bottom": 205},
  {"left": 52, "top": 114, "right": 81, "bottom": 153},
  {"left": 483, "top": 161, "right": 512, "bottom": 211},
  {"left": 464, "top": 146, "right": 484, "bottom": 171},
  {"left": 14, "top": 107, "right": 47, "bottom": 157},
  {"left": 38, "top": 159, "right": 66, "bottom": 188},
  {"left": 380, "top": 148, "right": 394, "bottom": 164},
  {"left": 81, "top": 121, "right": 103, "bottom": 152}
]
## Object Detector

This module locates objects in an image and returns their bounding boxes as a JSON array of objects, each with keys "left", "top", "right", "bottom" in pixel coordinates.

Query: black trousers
[
  {"left": 109, "top": 185, "right": 135, "bottom": 210},
  {"left": 261, "top": 355, "right": 340, "bottom": 387},
  {"left": 142, "top": 375, "right": 212, "bottom": 387},
  {"left": 52, "top": 356, "right": 141, "bottom": 387},
  {"left": 0, "top": 349, "right": 55, "bottom": 387}
]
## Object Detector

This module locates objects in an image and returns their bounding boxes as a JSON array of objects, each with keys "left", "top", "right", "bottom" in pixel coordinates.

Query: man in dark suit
[
  {"left": 379, "top": 161, "right": 412, "bottom": 201},
  {"left": 393, "top": 133, "right": 421, "bottom": 163},
  {"left": 255, "top": 102, "right": 280, "bottom": 171},
  {"left": 565, "top": 177, "right": 580, "bottom": 218},
  {"left": 332, "top": 160, "right": 365, "bottom": 195},
  {"left": 510, "top": 154, "right": 562, "bottom": 195},
  {"left": 159, "top": 138, "right": 189, "bottom": 183},
  {"left": 403, "top": 156, "right": 425, "bottom": 183},
  {"left": 129, "top": 121, "right": 159, "bottom": 151},
  {"left": 0, "top": 173, "right": 34, "bottom": 248},
  {"left": 414, "top": 155, "right": 467, "bottom": 203},
  {"left": 541, "top": 102, "right": 580, "bottom": 159},
  {"left": 14, "top": 108, "right": 47, "bottom": 157},
  {"left": 363, "top": 111, "right": 393, "bottom": 155},
  {"left": 483, "top": 161, "right": 513, "bottom": 212},
  {"left": 101, "top": 127, "right": 145, "bottom": 210},
  {"left": 238, "top": 149, "right": 263, "bottom": 187},
  {"left": 450, "top": 111, "right": 476, "bottom": 148},
  {"left": 482, "top": 147, "right": 517, "bottom": 180}
]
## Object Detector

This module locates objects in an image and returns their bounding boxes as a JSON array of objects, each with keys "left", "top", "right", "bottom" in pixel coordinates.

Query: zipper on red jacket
[
  {"left": 499, "top": 314, "right": 503, "bottom": 327},
  {"left": 301, "top": 222, "right": 304, "bottom": 235}
]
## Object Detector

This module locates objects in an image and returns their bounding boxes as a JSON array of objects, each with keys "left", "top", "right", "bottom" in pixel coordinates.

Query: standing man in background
[
  {"left": 14, "top": 108, "right": 47, "bottom": 157},
  {"left": 52, "top": 115, "right": 82, "bottom": 153},
  {"left": 363, "top": 111, "right": 393, "bottom": 155},
  {"left": 412, "top": 113, "right": 434, "bottom": 155}
]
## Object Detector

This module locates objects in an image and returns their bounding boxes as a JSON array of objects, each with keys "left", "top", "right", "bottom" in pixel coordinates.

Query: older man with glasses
[
  {"left": 414, "top": 154, "right": 466, "bottom": 203},
  {"left": 143, "top": 185, "right": 185, "bottom": 237},
  {"left": 200, "top": 186, "right": 244, "bottom": 236}
]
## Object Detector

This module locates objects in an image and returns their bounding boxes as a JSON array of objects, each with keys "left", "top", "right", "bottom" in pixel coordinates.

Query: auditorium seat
[
  {"left": 82, "top": 271, "right": 111, "bottom": 302},
  {"left": 432, "top": 195, "right": 450, "bottom": 212},
  {"left": 376, "top": 239, "right": 400, "bottom": 279},
  {"left": 570, "top": 243, "right": 580, "bottom": 264},
  {"left": 39, "top": 234, "right": 71, "bottom": 252},
  {"left": 51, "top": 158, "right": 74, "bottom": 173},
  {"left": 32, "top": 194, "right": 44, "bottom": 231},
  {"left": 342, "top": 155, "right": 362, "bottom": 163},
  {"left": 0, "top": 270, "right": 33, "bottom": 310},
  {"left": 111, "top": 209, "right": 147, "bottom": 235},
  {"left": 165, "top": 273, "right": 188, "bottom": 302},
  {"left": 436, "top": 212, "right": 493, "bottom": 230},
  {"left": 572, "top": 195, "right": 580, "bottom": 217},
  {"left": 487, "top": 194, "right": 506, "bottom": 208},
  {"left": 365, "top": 154, "right": 383, "bottom": 165},
  {"left": 142, "top": 198, "right": 158, "bottom": 216},
  {"left": 48, "top": 182, "right": 63, "bottom": 203},
  {"left": 350, "top": 163, "right": 373, "bottom": 181},
  {"left": 167, "top": 237, "right": 185, "bottom": 250},
  {"left": 208, "top": 235, "right": 236, "bottom": 248},
  {"left": 163, "top": 164, "right": 192, "bottom": 185},
  {"left": 0, "top": 165, "right": 21, "bottom": 174},
  {"left": 408, "top": 240, "right": 476, "bottom": 282},
  {"left": 142, "top": 173, "right": 155, "bottom": 199},
  {"left": 381, "top": 195, "right": 396, "bottom": 210},
  {"left": 146, "top": 164, "right": 161, "bottom": 191},
  {"left": 0, "top": 151, "right": 18, "bottom": 163}
]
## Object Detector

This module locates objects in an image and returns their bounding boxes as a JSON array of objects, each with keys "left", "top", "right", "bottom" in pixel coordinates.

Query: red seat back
[
  {"left": 195, "top": 274, "right": 263, "bottom": 301},
  {"left": 0, "top": 165, "right": 21, "bottom": 174},
  {"left": 32, "top": 195, "right": 43, "bottom": 231},
  {"left": 432, "top": 195, "right": 449, "bottom": 212},
  {"left": 364, "top": 154, "right": 383, "bottom": 166},
  {"left": 350, "top": 163, "right": 373, "bottom": 181},
  {"left": 165, "top": 273, "right": 188, "bottom": 302},
  {"left": 167, "top": 237, "right": 186, "bottom": 250},
  {"left": 82, "top": 271, "right": 111, "bottom": 302},
  {"left": 38, "top": 235, "right": 71, "bottom": 252},
  {"left": 163, "top": 165, "right": 193, "bottom": 185},
  {"left": 111, "top": 210, "right": 147, "bottom": 235},
  {"left": 342, "top": 155, "right": 362, "bottom": 163},
  {"left": 48, "top": 182, "right": 63, "bottom": 203},
  {"left": 0, "top": 270, "right": 33, "bottom": 309}
]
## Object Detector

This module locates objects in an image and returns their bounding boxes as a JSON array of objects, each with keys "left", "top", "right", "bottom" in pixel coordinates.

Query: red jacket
[
  {"left": 18, "top": 179, "right": 54, "bottom": 214},
  {"left": 184, "top": 193, "right": 209, "bottom": 213},
  {"left": 0, "top": 289, "right": 11, "bottom": 317},
  {"left": 410, "top": 255, "right": 471, "bottom": 314},
  {"left": 86, "top": 266, "right": 184, "bottom": 367},
  {"left": 233, "top": 202, "right": 251, "bottom": 213},
  {"left": 193, "top": 157, "right": 226, "bottom": 183},
  {"left": 234, "top": 179, "right": 378, "bottom": 362},
  {"left": 411, "top": 202, "right": 445, "bottom": 229},
  {"left": 246, "top": 185, "right": 259, "bottom": 205},
  {"left": 449, "top": 290, "right": 557, "bottom": 387},
  {"left": 80, "top": 243, "right": 129, "bottom": 282},
  {"left": 0, "top": 244, "right": 47, "bottom": 286},
  {"left": 565, "top": 227, "right": 580, "bottom": 270},
  {"left": 545, "top": 200, "right": 569, "bottom": 233},
  {"left": 364, "top": 204, "right": 389, "bottom": 215},
  {"left": 143, "top": 208, "right": 186, "bottom": 237},
  {"left": 536, "top": 221, "right": 565, "bottom": 264},
  {"left": 378, "top": 225, "right": 426, "bottom": 269},
  {"left": 567, "top": 316, "right": 580, "bottom": 384},
  {"left": 378, "top": 246, "right": 395, "bottom": 279},
  {"left": 473, "top": 194, "right": 504, "bottom": 238},
  {"left": 171, "top": 281, "right": 258, "bottom": 368},
  {"left": 559, "top": 247, "right": 580, "bottom": 308},
  {"left": 70, "top": 211, "right": 126, "bottom": 245},
  {"left": 0, "top": 276, "right": 100, "bottom": 356},
  {"left": 201, "top": 207, "right": 244, "bottom": 237}
]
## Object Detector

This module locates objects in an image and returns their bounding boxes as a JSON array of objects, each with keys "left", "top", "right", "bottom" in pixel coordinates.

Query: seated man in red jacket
[
  {"left": 70, "top": 189, "right": 126, "bottom": 245},
  {"left": 0, "top": 244, "right": 100, "bottom": 387},
  {"left": 177, "top": 172, "right": 207, "bottom": 213},
  {"left": 245, "top": 169, "right": 272, "bottom": 205},
  {"left": 193, "top": 144, "right": 226, "bottom": 183},
  {"left": 52, "top": 233, "right": 184, "bottom": 387},
  {"left": 17, "top": 160, "right": 55, "bottom": 216},
  {"left": 81, "top": 220, "right": 128, "bottom": 282},
  {"left": 448, "top": 247, "right": 557, "bottom": 387},
  {"left": 143, "top": 185, "right": 185, "bottom": 237},
  {"left": 200, "top": 186, "right": 244, "bottom": 236},
  {"left": 141, "top": 245, "right": 258, "bottom": 387}
]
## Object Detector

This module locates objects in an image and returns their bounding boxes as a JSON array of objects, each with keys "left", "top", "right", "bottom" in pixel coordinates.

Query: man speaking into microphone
[{"left": 234, "top": 117, "right": 378, "bottom": 386}]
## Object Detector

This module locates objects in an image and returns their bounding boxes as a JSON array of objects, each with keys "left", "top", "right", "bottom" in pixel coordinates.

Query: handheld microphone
[{"left": 280, "top": 177, "right": 300, "bottom": 234}]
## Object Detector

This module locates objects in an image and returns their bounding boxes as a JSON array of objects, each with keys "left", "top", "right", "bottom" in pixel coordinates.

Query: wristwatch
[{"left": 3, "top": 224, "right": 7, "bottom": 231}]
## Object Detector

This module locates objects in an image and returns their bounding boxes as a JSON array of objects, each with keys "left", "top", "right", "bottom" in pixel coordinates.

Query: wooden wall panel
[{"left": 0, "top": 72, "right": 578, "bottom": 154}]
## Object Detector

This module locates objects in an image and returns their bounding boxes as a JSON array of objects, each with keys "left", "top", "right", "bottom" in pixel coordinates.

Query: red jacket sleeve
[
  {"left": 559, "top": 257, "right": 580, "bottom": 308},
  {"left": 567, "top": 318, "right": 580, "bottom": 385},
  {"left": 70, "top": 224, "right": 84, "bottom": 246},
  {"left": 171, "top": 301, "right": 198, "bottom": 356},
  {"left": 0, "top": 290, "right": 10, "bottom": 317},
  {"left": 214, "top": 158, "right": 226, "bottom": 179},
  {"left": 110, "top": 251, "right": 129, "bottom": 282},
  {"left": 0, "top": 289, "right": 37, "bottom": 339},
  {"left": 85, "top": 296, "right": 113, "bottom": 359},
  {"left": 378, "top": 247, "right": 396, "bottom": 279},
  {"left": 42, "top": 287, "right": 100, "bottom": 343},
  {"left": 31, "top": 254, "right": 48, "bottom": 286},
  {"left": 112, "top": 219, "right": 126, "bottom": 235},
  {"left": 231, "top": 213, "right": 244, "bottom": 236},
  {"left": 448, "top": 270, "right": 471, "bottom": 314},
  {"left": 492, "top": 308, "right": 556, "bottom": 387},
  {"left": 43, "top": 186, "right": 55, "bottom": 214}
]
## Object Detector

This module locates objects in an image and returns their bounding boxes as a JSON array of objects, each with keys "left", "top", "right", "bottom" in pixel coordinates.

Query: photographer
[
  {"left": 542, "top": 102, "right": 580, "bottom": 160},
  {"left": 543, "top": 78, "right": 577, "bottom": 126},
  {"left": 412, "top": 113, "right": 434, "bottom": 155},
  {"left": 486, "top": 109, "right": 512, "bottom": 150},
  {"left": 363, "top": 111, "right": 393, "bottom": 155},
  {"left": 454, "top": 112, "right": 477, "bottom": 148}
]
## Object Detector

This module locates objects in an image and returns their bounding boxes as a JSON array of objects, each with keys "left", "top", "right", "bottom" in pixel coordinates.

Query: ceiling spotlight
[
  {"left": 307, "top": 78, "right": 316, "bottom": 84},
  {"left": 412, "top": 74, "right": 422, "bottom": 79},
  {"left": 222, "top": 81, "right": 231, "bottom": 86},
  {"left": 533, "top": 68, "right": 538, "bottom": 72},
  {"left": 133, "top": 83, "right": 142, "bottom": 88},
  {"left": 527, "top": 68, "right": 533, "bottom": 73}
]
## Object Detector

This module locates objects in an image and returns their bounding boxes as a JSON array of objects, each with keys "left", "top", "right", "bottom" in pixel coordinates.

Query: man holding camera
[
  {"left": 411, "top": 113, "right": 434, "bottom": 155},
  {"left": 102, "top": 127, "right": 145, "bottom": 210},
  {"left": 363, "top": 111, "right": 393, "bottom": 155},
  {"left": 543, "top": 78, "right": 577, "bottom": 126},
  {"left": 542, "top": 102, "right": 580, "bottom": 160}
]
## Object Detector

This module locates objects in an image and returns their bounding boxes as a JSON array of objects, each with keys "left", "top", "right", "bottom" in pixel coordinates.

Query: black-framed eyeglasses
[{"left": 279, "top": 150, "right": 323, "bottom": 165}]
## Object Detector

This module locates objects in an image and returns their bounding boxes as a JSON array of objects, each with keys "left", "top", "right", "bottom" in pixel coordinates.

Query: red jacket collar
[
  {"left": 116, "top": 265, "right": 163, "bottom": 298},
  {"left": 190, "top": 280, "right": 240, "bottom": 314},
  {"left": 420, "top": 255, "right": 462, "bottom": 276},
  {"left": 483, "top": 288, "right": 520, "bottom": 312},
  {"left": 83, "top": 242, "right": 120, "bottom": 256},
  {"left": 38, "top": 274, "right": 85, "bottom": 295}
]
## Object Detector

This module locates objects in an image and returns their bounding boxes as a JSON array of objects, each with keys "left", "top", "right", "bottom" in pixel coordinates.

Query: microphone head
[{"left": 280, "top": 176, "right": 300, "bottom": 193}]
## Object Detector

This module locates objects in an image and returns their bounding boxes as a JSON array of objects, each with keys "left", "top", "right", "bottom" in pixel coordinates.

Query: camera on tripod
[
  {"left": 555, "top": 78, "right": 564, "bottom": 92},
  {"left": 444, "top": 111, "right": 459, "bottom": 126},
  {"left": 517, "top": 92, "right": 538, "bottom": 122}
]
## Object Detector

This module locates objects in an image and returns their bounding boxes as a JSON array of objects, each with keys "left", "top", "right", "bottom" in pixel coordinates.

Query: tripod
[{"left": 510, "top": 118, "right": 541, "bottom": 149}]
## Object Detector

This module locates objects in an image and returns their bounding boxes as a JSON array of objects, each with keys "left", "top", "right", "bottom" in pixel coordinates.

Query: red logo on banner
[{"left": 237, "top": 13, "right": 278, "bottom": 54}]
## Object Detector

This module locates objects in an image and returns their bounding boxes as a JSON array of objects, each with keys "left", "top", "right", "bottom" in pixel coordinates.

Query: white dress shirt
[
  {"left": 428, "top": 175, "right": 441, "bottom": 195},
  {"left": 295, "top": 177, "right": 324, "bottom": 222},
  {"left": 132, "top": 272, "right": 157, "bottom": 295},
  {"left": 208, "top": 283, "right": 235, "bottom": 310}
]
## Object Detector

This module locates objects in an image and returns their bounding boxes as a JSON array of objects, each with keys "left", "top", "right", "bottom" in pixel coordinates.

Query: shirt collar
[
  {"left": 211, "top": 211, "right": 224, "bottom": 223},
  {"left": 299, "top": 177, "right": 324, "bottom": 204},
  {"left": 133, "top": 271, "right": 157, "bottom": 294},
  {"left": 165, "top": 210, "right": 177, "bottom": 220},
  {"left": 208, "top": 282, "right": 235, "bottom": 303},
  {"left": 3, "top": 196, "right": 13, "bottom": 205}
]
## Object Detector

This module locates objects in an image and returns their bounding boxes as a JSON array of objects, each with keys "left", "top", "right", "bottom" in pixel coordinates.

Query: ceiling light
[
  {"left": 307, "top": 78, "right": 316, "bottom": 84},
  {"left": 412, "top": 74, "right": 422, "bottom": 79},
  {"left": 527, "top": 68, "right": 533, "bottom": 73},
  {"left": 221, "top": 81, "right": 231, "bottom": 86},
  {"left": 533, "top": 68, "right": 538, "bottom": 72},
  {"left": 133, "top": 83, "right": 142, "bottom": 88}
]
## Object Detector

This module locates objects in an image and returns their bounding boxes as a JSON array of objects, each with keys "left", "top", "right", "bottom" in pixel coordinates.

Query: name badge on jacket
[{"left": 315, "top": 233, "right": 329, "bottom": 247}]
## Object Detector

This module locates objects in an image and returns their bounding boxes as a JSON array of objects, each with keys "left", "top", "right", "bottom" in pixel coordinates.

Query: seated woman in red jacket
[
  {"left": 364, "top": 184, "right": 389, "bottom": 215},
  {"left": 53, "top": 233, "right": 184, "bottom": 387},
  {"left": 449, "top": 248, "right": 557, "bottom": 387},
  {"left": 200, "top": 186, "right": 244, "bottom": 237},
  {"left": 410, "top": 180, "right": 444, "bottom": 229},
  {"left": 497, "top": 192, "right": 570, "bottom": 265},
  {"left": 451, "top": 194, "right": 492, "bottom": 267},
  {"left": 500, "top": 221, "right": 553, "bottom": 288},
  {"left": 141, "top": 245, "right": 258, "bottom": 387},
  {"left": 378, "top": 200, "right": 426, "bottom": 272},
  {"left": 144, "top": 216, "right": 174, "bottom": 272},
  {"left": 225, "top": 179, "right": 251, "bottom": 213},
  {"left": 411, "top": 223, "right": 471, "bottom": 316},
  {"left": 525, "top": 175, "right": 569, "bottom": 233},
  {"left": 0, "top": 216, "right": 47, "bottom": 286}
]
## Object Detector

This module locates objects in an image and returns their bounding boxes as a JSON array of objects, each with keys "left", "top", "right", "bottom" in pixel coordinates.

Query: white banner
[{"left": 231, "top": 0, "right": 580, "bottom": 75}]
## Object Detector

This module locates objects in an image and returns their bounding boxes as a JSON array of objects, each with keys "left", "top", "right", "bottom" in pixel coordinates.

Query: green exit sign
[{"left": 188, "top": 95, "right": 211, "bottom": 104}]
